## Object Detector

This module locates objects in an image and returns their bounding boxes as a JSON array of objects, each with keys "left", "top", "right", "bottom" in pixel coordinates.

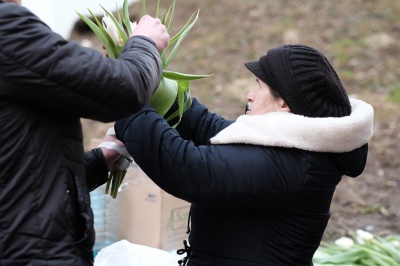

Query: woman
[{"left": 114, "top": 44, "right": 374, "bottom": 265}]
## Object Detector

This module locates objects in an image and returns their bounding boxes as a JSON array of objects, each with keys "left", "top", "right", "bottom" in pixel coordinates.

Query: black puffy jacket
[
  {"left": 0, "top": 1, "right": 162, "bottom": 265},
  {"left": 115, "top": 99, "right": 370, "bottom": 266}
]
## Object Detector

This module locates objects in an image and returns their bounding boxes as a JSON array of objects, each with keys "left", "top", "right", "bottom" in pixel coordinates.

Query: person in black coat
[
  {"left": 0, "top": 0, "right": 169, "bottom": 265},
  {"left": 114, "top": 44, "right": 374, "bottom": 265}
]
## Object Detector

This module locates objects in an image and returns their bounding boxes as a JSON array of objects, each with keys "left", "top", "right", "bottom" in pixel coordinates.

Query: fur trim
[{"left": 210, "top": 98, "right": 374, "bottom": 153}]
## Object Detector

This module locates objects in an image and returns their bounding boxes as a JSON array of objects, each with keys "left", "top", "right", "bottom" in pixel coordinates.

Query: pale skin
[
  {"left": 130, "top": 15, "right": 169, "bottom": 52},
  {"left": 4, "top": 0, "right": 21, "bottom": 4},
  {"left": 246, "top": 78, "right": 291, "bottom": 115}
]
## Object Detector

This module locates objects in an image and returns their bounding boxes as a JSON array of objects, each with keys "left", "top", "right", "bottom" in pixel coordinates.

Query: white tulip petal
[
  {"left": 356, "top": 229, "right": 374, "bottom": 241},
  {"left": 102, "top": 14, "right": 121, "bottom": 46},
  {"left": 391, "top": 240, "right": 399, "bottom": 247},
  {"left": 334, "top": 237, "right": 355, "bottom": 248}
]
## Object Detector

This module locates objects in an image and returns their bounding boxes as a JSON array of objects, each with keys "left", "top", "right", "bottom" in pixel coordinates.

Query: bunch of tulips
[
  {"left": 313, "top": 229, "right": 400, "bottom": 266},
  {"left": 77, "top": 0, "right": 211, "bottom": 198}
]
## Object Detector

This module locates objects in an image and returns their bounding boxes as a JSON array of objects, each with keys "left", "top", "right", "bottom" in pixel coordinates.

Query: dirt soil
[{"left": 71, "top": 0, "right": 400, "bottom": 242}]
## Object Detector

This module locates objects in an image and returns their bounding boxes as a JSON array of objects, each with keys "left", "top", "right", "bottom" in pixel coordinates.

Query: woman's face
[{"left": 245, "top": 78, "right": 288, "bottom": 115}]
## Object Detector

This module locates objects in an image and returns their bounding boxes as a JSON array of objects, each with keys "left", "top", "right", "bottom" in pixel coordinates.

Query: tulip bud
[
  {"left": 102, "top": 13, "right": 122, "bottom": 46},
  {"left": 334, "top": 237, "right": 355, "bottom": 248},
  {"left": 356, "top": 229, "right": 374, "bottom": 241}
]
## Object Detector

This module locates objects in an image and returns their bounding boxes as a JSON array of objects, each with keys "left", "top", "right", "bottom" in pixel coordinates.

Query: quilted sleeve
[{"left": 0, "top": 4, "right": 162, "bottom": 122}]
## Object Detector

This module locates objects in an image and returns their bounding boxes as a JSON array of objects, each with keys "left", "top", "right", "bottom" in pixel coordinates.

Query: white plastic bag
[{"left": 94, "top": 240, "right": 183, "bottom": 266}]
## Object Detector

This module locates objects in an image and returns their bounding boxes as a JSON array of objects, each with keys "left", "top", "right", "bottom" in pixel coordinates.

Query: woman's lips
[{"left": 245, "top": 102, "right": 251, "bottom": 113}]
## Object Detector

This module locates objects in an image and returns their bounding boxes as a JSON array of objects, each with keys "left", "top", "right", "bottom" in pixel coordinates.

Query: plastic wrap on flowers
[{"left": 94, "top": 240, "right": 183, "bottom": 266}]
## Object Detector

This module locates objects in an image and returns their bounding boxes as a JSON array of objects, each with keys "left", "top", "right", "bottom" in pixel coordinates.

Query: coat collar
[{"left": 211, "top": 98, "right": 374, "bottom": 153}]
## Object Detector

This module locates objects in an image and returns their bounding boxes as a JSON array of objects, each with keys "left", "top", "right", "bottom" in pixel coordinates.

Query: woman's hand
[
  {"left": 100, "top": 134, "right": 124, "bottom": 171},
  {"left": 102, "top": 44, "right": 109, "bottom": 58},
  {"left": 98, "top": 128, "right": 129, "bottom": 172},
  {"left": 98, "top": 127, "right": 133, "bottom": 198}
]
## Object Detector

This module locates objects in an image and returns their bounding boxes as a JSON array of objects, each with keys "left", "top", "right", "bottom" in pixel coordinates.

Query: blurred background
[
  {"left": 25, "top": 0, "right": 400, "bottom": 244},
  {"left": 23, "top": 0, "right": 138, "bottom": 39}
]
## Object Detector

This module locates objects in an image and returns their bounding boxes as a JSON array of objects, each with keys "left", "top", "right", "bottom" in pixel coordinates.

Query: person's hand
[
  {"left": 100, "top": 135, "right": 124, "bottom": 171},
  {"left": 98, "top": 127, "right": 132, "bottom": 197},
  {"left": 102, "top": 44, "right": 109, "bottom": 58},
  {"left": 99, "top": 129, "right": 128, "bottom": 172},
  {"left": 130, "top": 15, "right": 170, "bottom": 52}
]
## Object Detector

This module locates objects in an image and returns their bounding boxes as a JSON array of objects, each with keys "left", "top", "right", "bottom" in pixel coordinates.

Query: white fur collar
[{"left": 210, "top": 98, "right": 374, "bottom": 153}]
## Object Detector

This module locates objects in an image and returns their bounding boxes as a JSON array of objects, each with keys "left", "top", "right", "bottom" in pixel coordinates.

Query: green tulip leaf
[
  {"left": 122, "top": 0, "right": 132, "bottom": 34},
  {"left": 150, "top": 77, "right": 178, "bottom": 117},
  {"left": 163, "top": 70, "right": 213, "bottom": 81},
  {"left": 163, "top": 10, "right": 199, "bottom": 68}
]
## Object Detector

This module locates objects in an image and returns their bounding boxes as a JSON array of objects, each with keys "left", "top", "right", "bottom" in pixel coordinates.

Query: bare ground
[{"left": 72, "top": 0, "right": 400, "bottom": 242}]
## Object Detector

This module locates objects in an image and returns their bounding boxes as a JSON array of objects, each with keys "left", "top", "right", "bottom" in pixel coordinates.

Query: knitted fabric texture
[{"left": 245, "top": 44, "right": 351, "bottom": 118}]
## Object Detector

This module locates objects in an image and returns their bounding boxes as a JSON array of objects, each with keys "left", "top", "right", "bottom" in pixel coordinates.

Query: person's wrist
[{"left": 100, "top": 147, "right": 121, "bottom": 171}]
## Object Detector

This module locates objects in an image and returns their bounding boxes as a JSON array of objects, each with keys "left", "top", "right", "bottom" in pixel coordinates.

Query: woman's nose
[{"left": 246, "top": 91, "right": 252, "bottom": 100}]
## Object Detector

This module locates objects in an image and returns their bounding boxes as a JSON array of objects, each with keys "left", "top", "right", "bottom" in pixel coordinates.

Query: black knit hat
[{"left": 245, "top": 44, "right": 351, "bottom": 117}]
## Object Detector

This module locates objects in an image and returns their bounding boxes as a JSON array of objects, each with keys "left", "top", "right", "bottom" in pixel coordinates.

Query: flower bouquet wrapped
[{"left": 77, "top": 0, "right": 211, "bottom": 198}]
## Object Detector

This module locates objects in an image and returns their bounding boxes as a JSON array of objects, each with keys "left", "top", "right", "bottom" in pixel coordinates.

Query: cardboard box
[{"left": 118, "top": 163, "right": 191, "bottom": 251}]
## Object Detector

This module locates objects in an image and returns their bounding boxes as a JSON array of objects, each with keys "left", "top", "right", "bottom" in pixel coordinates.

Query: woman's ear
[{"left": 277, "top": 101, "right": 291, "bottom": 113}]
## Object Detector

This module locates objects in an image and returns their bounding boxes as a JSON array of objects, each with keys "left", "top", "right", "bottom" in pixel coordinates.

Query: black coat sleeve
[
  {"left": 83, "top": 148, "right": 109, "bottom": 192},
  {"left": 0, "top": 4, "right": 162, "bottom": 122},
  {"left": 115, "top": 105, "right": 306, "bottom": 209},
  {"left": 168, "top": 98, "right": 234, "bottom": 145}
]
